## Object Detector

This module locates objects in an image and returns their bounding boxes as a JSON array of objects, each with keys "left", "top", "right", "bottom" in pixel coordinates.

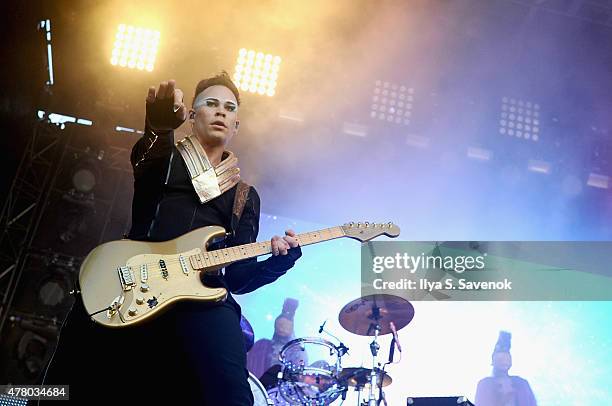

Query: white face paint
[
  {"left": 193, "top": 95, "right": 238, "bottom": 113},
  {"left": 190, "top": 85, "right": 239, "bottom": 147}
]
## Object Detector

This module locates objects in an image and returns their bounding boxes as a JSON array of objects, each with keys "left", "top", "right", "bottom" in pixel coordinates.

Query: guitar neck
[{"left": 189, "top": 226, "right": 346, "bottom": 270}]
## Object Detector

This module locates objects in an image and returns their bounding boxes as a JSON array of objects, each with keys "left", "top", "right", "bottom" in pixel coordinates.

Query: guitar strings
[{"left": 128, "top": 230, "right": 342, "bottom": 268}]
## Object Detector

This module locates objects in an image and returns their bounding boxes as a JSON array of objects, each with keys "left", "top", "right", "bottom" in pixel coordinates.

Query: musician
[
  {"left": 247, "top": 298, "right": 300, "bottom": 386},
  {"left": 475, "top": 331, "right": 537, "bottom": 406},
  {"left": 42, "top": 73, "right": 302, "bottom": 405}
]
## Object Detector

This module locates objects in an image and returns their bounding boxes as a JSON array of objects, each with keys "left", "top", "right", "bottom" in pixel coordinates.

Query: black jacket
[{"left": 128, "top": 124, "right": 301, "bottom": 301}]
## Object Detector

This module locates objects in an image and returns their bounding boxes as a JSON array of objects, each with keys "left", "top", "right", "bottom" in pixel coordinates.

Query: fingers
[
  {"left": 283, "top": 230, "right": 299, "bottom": 248},
  {"left": 166, "top": 79, "right": 175, "bottom": 97},
  {"left": 146, "top": 86, "right": 156, "bottom": 103},
  {"left": 173, "top": 88, "right": 184, "bottom": 108},
  {"left": 173, "top": 88, "right": 186, "bottom": 120},
  {"left": 148, "top": 80, "right": 186, "bottom": 120},
  {"left": 155, "top": 79, "right": 176, "bottom": 100},
  {"left": 157, "top": 81, "right": 168, "bottom": 100},
  {"left": 271, "top": 235, "right": 290, "bottom": 256}
]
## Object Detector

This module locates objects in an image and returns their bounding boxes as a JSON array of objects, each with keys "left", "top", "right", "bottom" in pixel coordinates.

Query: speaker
[
  {"left": 0, "top": 313, "right": 59, "bottom": 384},
  {"left": 10, "top": 252, "right": 77, "bottom": 320},
  {"left": 407, "top": 397, "right": 474, "bottom": 406}
]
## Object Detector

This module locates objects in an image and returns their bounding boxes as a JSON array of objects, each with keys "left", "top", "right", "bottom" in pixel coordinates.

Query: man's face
[
  {"left": 191, "top": 85, "right": 239, "bottom": 146},
  {"left": 492, "top": 352, "right": 512, "bottom": 372},
  {"left": 275, "top": 318, "right": 293, "bottom": 338}
]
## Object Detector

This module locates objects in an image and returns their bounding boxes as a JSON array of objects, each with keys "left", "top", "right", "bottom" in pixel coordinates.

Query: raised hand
[{"left": 145, "top": 79, "right": 187, "bottom": 132}]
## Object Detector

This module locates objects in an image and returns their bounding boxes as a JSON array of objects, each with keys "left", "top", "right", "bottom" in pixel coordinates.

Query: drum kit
[{"left": 249, "top": 294, "right": 415, "bottom": 406}]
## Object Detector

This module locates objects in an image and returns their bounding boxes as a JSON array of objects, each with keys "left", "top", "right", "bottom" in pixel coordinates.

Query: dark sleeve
[
  {"left": 130, "top": 123, "right": 174, "bottom": 179},
  {"left": 224, "top": 187, "right": 302, "bottom": 294}
]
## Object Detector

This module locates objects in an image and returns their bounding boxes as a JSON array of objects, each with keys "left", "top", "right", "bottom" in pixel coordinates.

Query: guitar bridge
[{"left": 117, "top": 266, "right": 135, "bottom": 291}]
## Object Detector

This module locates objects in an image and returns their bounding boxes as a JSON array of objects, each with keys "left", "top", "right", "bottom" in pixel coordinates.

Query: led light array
[
  {"left": 499, "top": 97, "right": 540, "bottom": 141},
  {"left": 110, "top": 24, "right": 160, "bottom": 71},
  {"left": 370, "top": 80, "right": 414, "bottom": 126},
  {"left": 233, "top": 49, "right": 281, "bottom": 97}
]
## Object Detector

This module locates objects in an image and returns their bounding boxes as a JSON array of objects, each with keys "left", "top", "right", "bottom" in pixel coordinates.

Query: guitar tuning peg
[
  {"left": 349, "top": 221, "right": 354, "bottom": 227},
  {"left": 365, "top": 222, "right": 369, "bottom": 227},
  {"left": 387, "top": 222, "right": 392, "bottom": 227},
  {"left": 357, "top": 222, "right": 362, "bottom": 227}
]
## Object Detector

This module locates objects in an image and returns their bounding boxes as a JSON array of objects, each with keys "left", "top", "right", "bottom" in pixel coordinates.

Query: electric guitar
[{"left": 79, "top": 222, "right": 400, "bottom": 328}]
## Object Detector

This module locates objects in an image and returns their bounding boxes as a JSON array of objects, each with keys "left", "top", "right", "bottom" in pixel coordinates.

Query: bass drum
[{"left": 249, "top": 371, "right": 274, "bottom": 406}]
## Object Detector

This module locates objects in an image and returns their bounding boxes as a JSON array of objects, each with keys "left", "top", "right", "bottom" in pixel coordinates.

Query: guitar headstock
[{"left": 341, "top": 222, "right": 400, "bottom": 242}]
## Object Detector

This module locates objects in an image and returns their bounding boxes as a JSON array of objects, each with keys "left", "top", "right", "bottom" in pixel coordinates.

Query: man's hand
[
  {"left": 271, "top": 229, "right": 300, "bottom": 256},
  {"left": 145, "top": 79, "right": 187, "bottom": 132}
]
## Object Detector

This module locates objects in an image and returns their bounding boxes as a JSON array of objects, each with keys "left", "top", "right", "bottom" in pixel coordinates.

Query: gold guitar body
[
  {"left": 79, "top": 226, "right": 228, "bottom": 329},
  {"left": 78, "top": 221, "right": 401, "bottom": 329}
]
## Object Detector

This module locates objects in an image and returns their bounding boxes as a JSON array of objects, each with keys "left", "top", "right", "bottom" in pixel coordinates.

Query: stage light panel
[
  {"left": 110, "top": 24, "right": 160, "bottom": 72},
  {"left": 499, "top": 97, "right": 540, "bottom": 141},
  {"left": 587, "top": 173, "right": 609, "bottom": 189},
  {"left": 370, "top": 80, "right": 414, "bottom": 126},
  {"left": 234, "top": 48, "right": 281, "bottom": 97}
]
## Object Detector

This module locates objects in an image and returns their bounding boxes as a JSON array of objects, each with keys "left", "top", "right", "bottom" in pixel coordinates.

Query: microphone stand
[
  {"left": 319, "top": 324, "right": 350, "bottom": 357},
  {"left": 319, "top": 321, "right": 350, "bottom": 401},
  {"left": 376, "top": 336, "right": 395, "bottom": 406}
]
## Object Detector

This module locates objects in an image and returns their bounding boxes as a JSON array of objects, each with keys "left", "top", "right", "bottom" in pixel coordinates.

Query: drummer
[{"left": 247, "top": 298, "right": 302, "bottom": 386}]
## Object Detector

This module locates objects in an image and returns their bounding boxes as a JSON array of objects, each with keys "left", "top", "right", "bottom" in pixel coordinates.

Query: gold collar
[{"left": 175, "top": 135, "right": 240, "bottom": 203}]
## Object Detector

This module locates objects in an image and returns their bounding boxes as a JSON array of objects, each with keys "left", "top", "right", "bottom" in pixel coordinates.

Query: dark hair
[{"left": 193, "top": 71, "right": 241, "bottom": 107}]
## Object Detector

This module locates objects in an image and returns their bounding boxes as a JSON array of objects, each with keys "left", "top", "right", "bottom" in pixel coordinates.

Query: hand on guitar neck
[{"left": 270, "top": 229, "right": 299, "bottom": 256}]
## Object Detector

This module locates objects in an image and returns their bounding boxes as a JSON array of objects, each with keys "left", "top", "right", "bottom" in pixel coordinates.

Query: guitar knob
[
  {"left": 136, "top": 297, "right": 144, "bottom": 305},
  {"left": 128, "top": 307, "right": 137, "bottom": 316},
  {"left": 140, "top": 284, "right": 149, "bottom": 293}
]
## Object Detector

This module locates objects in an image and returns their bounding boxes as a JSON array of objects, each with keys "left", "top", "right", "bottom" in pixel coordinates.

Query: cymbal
[
  {"left": 339, "top": 367, "right": 392, "bottom": 388},
  {"left": 338, "top": 294, "right": 414, "bottom": 336}
]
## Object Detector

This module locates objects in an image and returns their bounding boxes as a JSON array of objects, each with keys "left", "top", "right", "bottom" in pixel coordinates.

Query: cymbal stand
[{"left": 366, "top": 306, "right": 382, "bottom": 406}]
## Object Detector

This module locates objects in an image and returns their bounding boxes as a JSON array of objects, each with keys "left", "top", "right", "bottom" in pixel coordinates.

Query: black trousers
[{"left": 40, "top": 297, "right": 254, "bottom": 405}]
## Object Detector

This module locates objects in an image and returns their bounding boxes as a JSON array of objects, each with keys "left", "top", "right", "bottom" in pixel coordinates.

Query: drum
[
  {"left": 249, "top": 371, "right": 274, "bottom": 406},
  {"left": 267, "top": 386, "right": 292, "bottom": 405},
  {"left": 278, "top": 337, "right": 342, "bottom": 405}
]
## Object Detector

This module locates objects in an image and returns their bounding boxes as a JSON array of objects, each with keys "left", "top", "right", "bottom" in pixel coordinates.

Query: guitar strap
[{"left": 231, "top": 180, "right": 251, "bottom": 237}]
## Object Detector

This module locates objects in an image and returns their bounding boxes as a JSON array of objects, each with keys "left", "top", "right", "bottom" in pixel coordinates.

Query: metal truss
[{"left": 0, "top": 119, "right": 68, "bottom": 342}]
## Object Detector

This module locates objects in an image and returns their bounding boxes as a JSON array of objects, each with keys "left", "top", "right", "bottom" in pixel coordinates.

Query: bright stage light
[
  {"left": 499, "top": 97, "right": 540, "bottom": 141},
  {"left": 528, "top": 159, "right": 551, "bottom": 174},
  {"left": 370, "top": 80, "right": 414, "bottom": 126},
  {"left": 587, "top": 173, "right": 609, "bottom": 189},
  {"left": 234, "top": 48, "right": 281, "bottom": 97},
  {"left": 110, "top": 24, "right": 160, "bottom": 72}
]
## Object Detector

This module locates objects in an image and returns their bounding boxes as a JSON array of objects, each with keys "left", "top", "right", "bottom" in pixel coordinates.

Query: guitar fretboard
[{"left": 188, "top": 226, "right": 345, "bottom": 270}]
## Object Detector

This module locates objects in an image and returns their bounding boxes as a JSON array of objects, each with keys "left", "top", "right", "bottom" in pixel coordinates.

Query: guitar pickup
[
  {"left": 140, "top": 263, "right": 148, "bottom": 283},
  {"left": 178, "top": 255, "right": 189, "bottom": 275},
  {"left": 159, "top": 259, "right": 168, "bottom": 279},
  {"left": 117, "top": 266, "right": 135, "bottom": 291}
]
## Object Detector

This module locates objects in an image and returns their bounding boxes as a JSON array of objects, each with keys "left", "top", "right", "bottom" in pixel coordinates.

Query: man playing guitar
[{"left": 42, "top": 72, "right": 302, "bottom": 405}]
